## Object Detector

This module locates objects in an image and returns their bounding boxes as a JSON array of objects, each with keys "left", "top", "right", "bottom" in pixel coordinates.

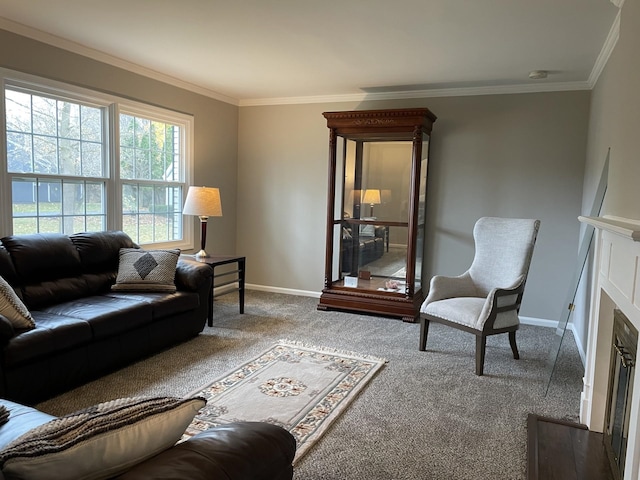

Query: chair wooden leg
[
  {"left": 475, "top": 335, "right": 486, "bottom": 376},
  {"left": 509, "top": 331, "right": 520, "bottom": 360},
  {"left": 419, "top": 317, "right": 430, "bottom": 351}
]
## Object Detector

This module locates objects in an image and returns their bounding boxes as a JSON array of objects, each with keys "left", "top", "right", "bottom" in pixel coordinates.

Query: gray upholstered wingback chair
[{"left": 419, "top": 217, "right": 540, "bottom": 375}]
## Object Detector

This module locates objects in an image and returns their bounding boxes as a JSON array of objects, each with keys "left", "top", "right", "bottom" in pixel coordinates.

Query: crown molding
[
  {"left": 0, "top": 16, "right": 239, "bottom": 106},
  {"left": 588, "top": 8, "right": 621, "bottom": 87},
  {"left": 239, "top": 81, "right": 592, "bottom": 107}
]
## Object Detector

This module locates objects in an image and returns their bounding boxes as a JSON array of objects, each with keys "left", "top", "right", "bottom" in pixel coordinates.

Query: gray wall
[
  {"left": 577, "top": 0, "right": 640, "bottom": 353},
  {"left": 237, "top": 103, "right": 342, "bottom": 295},
  {"left": 0, "top": 28, "right": 239, "bottom": 255},
  {"left": 238, "top": 92, "right": 590, "bottom": 322}
]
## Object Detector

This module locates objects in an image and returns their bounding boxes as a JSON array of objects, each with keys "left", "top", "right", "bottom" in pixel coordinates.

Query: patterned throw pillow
[
  {"left": 111, "top": 248, "right": 180, "bottom": 292},
  {"left": 0, "top": 276, "right": 35, "bottom": 330},
  {"left": 0, "top": 396, "right": 205, "bottom": 480}
]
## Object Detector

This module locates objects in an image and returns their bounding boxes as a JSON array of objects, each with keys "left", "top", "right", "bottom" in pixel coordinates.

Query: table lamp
[
  {"left": 183, "top": 186, "right": 222, "bottom": 257},
  {"left": 361, "top": 189, "right": 381, "bottom": 217}
]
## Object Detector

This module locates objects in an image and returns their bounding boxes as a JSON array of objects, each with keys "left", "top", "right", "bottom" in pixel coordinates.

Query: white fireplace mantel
[
  {"left": 579, "top": 215, "right": 640, "bottom": 241},
  {"left": 579, "top": 215, "right": 640, "bottom": 479}
]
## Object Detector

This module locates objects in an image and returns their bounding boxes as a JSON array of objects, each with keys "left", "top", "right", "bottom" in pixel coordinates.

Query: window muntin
[
  {"left": 11, "top": 177, "right": 106, "bottom": 234},
  {"left": 6, "top": 89, "right": 105, "bottom": 177},
  {"left": 122, "top": 184, "right": 182, "bottom": 245}
]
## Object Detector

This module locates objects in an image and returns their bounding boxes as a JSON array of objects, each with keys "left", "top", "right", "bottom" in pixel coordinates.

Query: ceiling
[{"left": 0, "top": 0, "right": 621, "bottom": 106}]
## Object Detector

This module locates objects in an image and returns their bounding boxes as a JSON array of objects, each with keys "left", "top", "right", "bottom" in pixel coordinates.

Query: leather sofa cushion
[
  {"left": 41, "top": 297, "right": 154, "bottom": 340},
  {"left": 3, "top": 313, "right": 92, "bottom": 367},
  {"left": 69, "top": 231, "right": 139, "bottom": 296},
  {"left": 1, "top": 234, "right": 85, "bottom": 310},
  {"left": 2, "top": 290, "right": 198, "bottom": 367},
  {"left": 70, "top": 231, "right": 137, "bottom": 274},
  {"left": 20, "top": 277, "right": 90, "bottom": 311},
  {"left": 104, "top": 291, "right": 199, "bottom": 320},
  {"left": 77, "top": 272, "right": 118, "bottom": 295},
  {"left": 1, "top": 234, "right": 82, "bottom": 282}
]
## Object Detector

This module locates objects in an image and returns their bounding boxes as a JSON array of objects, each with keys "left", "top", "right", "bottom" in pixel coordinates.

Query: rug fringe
[{"left": 277, "top": 339, "right": 388, "bottom": 364}]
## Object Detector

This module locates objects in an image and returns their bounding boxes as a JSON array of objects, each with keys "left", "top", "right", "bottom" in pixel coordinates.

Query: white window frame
[{"left": 0, "top": 68, "right": 195, "bottom": 250}]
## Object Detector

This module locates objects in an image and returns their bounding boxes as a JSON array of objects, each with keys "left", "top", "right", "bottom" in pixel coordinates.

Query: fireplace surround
[
  {"left": 579, "top": 215, "right": 640, "bottom": 480},
  {"left": 604, "top": 309, "right": 637, "bottom": 478}
]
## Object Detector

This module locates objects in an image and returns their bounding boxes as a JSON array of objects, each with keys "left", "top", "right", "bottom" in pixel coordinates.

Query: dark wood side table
[{"left": 184, "top": 254, "right": 245, "bottom": 326}]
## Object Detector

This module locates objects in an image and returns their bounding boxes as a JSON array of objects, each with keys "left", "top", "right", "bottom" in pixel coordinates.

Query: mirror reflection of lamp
[
  {"left": 361, "top": 189, "right": 381, "bottom": 217},
  {"left": 182, "top": 186, "right": 223, "bottom": 258}
]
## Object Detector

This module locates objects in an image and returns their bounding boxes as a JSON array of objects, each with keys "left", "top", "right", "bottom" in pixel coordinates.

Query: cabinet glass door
[{"left": 337, "top": 139, "right": 412, "bottom": 294}]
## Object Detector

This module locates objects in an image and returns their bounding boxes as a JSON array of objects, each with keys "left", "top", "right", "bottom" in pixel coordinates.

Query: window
[
  {"left": 6, "top": 89, "right": 107, "bottom": 234},
  {"left": 1, "top": 71, "right": 193, "bottom": 249},
  {"left": 119, "top": 110, "right": 185, "bottom": 245}
]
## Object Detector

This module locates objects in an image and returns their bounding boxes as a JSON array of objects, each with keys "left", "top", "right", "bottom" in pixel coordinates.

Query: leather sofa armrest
[
  {"left": 0, "top": 315, "right": 15, "bottom": 345},
  {"left": 113, "top": 422, "right": 296, "bottom": 480},
  {"left": 175, "top": 258, "right": 213, "bottom": 291},
  {"left": 0, "top": 400, "right": 57, "bottom": 450}
]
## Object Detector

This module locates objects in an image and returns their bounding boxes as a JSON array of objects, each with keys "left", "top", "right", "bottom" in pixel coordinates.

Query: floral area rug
[{"left": 184, "top": 340, "right": 387, "bottom": 463}]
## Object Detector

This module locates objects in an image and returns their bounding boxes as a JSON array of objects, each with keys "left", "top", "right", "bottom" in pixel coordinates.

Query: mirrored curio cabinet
[{"left": 318, "top": 108, "right": 437, "bottom": 322}]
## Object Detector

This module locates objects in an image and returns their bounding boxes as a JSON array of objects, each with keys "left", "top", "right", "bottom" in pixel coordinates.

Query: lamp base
[{"left": 196, "top": 216, "right": 209, "bottom": 258}]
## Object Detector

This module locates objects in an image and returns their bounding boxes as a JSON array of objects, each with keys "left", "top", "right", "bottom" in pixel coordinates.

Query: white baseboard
[
  {"left": 213, "top": 284, "right": 240, "bottom": 296},
  {"left": 243, "top": 286, "right": 587, "bottom": 365},
  {"left": 520, "top": 316, "right": 586, "bottom": 366},
  {"left": 245, "top": 283, "right": 320, "bottom": 298},
  {"left": 519, "top": 316, "right": 558, "bottom": 328},
  {"left": 567, "top": 323, "right": 587, "bottom": 366}
]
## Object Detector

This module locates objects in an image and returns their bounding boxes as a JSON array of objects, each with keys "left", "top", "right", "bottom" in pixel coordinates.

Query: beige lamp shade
[
  {"left": 183, "top": 186, "right": 222, "bottom": 258},
  {"left": 183, "top": 186, "right": 222, "bottom": 217},
  {"left": 362, "top": 189, "right": 381, "bottom": 205}
]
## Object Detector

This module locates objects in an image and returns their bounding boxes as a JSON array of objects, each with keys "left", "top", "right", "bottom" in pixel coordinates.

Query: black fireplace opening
[{"left": 605, "top": 309, "right": 638, "bottom": 480}]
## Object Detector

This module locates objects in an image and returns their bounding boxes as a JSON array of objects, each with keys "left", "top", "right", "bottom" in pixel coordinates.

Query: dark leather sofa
[
  {"left": 0, "top": 231, "right": 213, "bottom": 405},
  {"left": 0, "top": 399, "right": 296, "bottom": 479},
  {"left": 341, "top": 223, "right": 387, "bottom": 273}
]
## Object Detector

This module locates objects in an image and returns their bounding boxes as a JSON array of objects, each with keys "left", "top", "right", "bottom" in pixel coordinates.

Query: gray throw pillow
[{"left": 111, "top": 248, "right": 180, "bottom": 292}]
